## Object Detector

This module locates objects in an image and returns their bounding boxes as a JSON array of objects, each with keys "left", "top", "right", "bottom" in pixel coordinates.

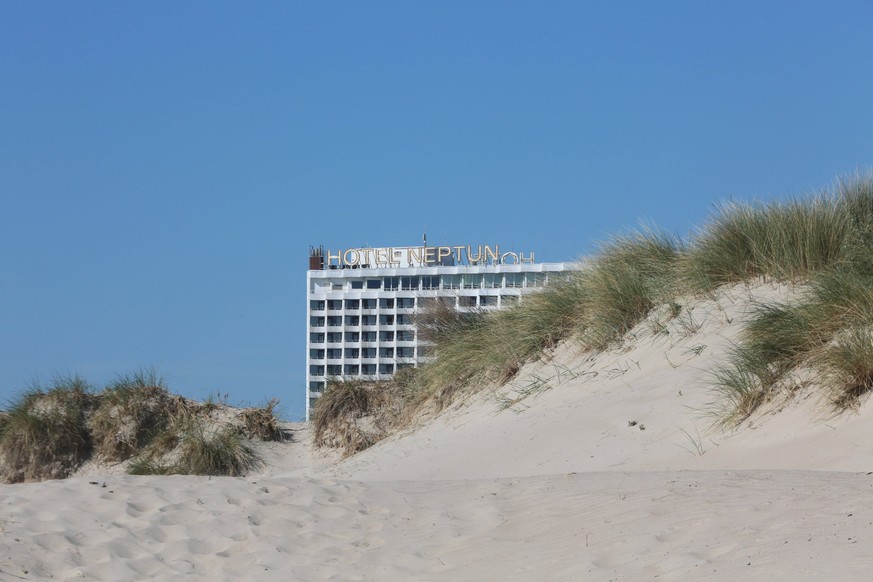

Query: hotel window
[
  {"left": 331, "top": 283, "right": 344, "bottom": 291},
  {"left": 309, "top": 381, "right": 324, "bottom": 393},
  {"left": 309, "top": 365, "right": 324, "bottom": 375},
  {"left": 362, "top": 314, "right": 377, "bottom": 326},
  {"left": 344, "top": 364, "right": 359, "bottom": 375},
  {"left": 309, "top": 332, "right": 325, "bottom": 343},
  {"left": 421, "top": 276, "right": 440, "bottom": 290},
  {"left": 397, "top": 330, "right": 415, "bottom": 341},
  {"left": 362, "top": 331, "right": 377, "bottom": 342},
  {"left": 379, "top": 363, "right": 395, "bottom": 375},
  {"left": 362, "top": 298, "right": 377, "bottom": 309},
  {"left": 309, "top": 316, "right": 325, "bottom": 327},
  {"left": 361, "top": 347, "right": 376, "bottom": 358},
  {"left": 327, "top": 332, "right": 343, "bottom": 343},
  {"left": 525, "top": 273, "right": 545, "bottom": 287},
  {"left": 351, "top": 280, "right": 364, "bottom": 289},
  {"left": 344, "top": 348, "right": 359, "bottom": 358},
  {"left": 483, "top": 274, "right": 502, "bottom": 289},
  {"left": 310, "top": 300, "right": 325, "bottom": 311},
  {"left": 326, "top": 365, "right": 342, "bottom": 375},
  {"left": 505, "top": 273, "right": 524, "bottom": 288},
  {"left": 397, "top": 347, "right": 414, "bottom": 358},
  {"left": 396, "top": 314, "right": 412, "bottom": 325},
  {"left": 309, "top": 349, "right": 325, "bottom": 359},
  {"left": 379, "top": 314, "right": 394, "bottom": 325},
  {"left": 443, "top": 275, "right": 460, "bottom": 289},
  {"left": 345, "top": 299, "right": 360, "bottom": 310},
  {"left": 367, "top": 279, "right": 382, "bottom": 290},
  {"left": 480, "top": 295, "right": 497, "bottom": 307},
  {"left": 397, "top": 297, "right": 415, "bottom": 308},
  {"left": 327, "top": 316, "right": 342, "bottom": 327},
  {"left": 379, "top": 347, "right": 394, "bottom": 358},
  {"left": 327, "top": 300, "right": 343, "bottom": 310},
  {"left": 384, "top": 277, "right": 399, "bottom": 291},
  {"left": 379, "top": 330, "right": 395, "bottom": 342},
  {"left": 344, "top": 331, "right": 360, "bottom": 343},
  {"left": 362, "top": 364, "right": 376, "bottom": 375},
  {"left": 344, "top": 315, "right": 360, "bottom": 326},
  {"left": 379, "top": 298, "right": 395, "bottom": 309},
  {"left": 401, "top": 276, "right": 419, "bottom": 291},
  {"left": 327, "top": 348, "right": 342, "bottom": 359},
  {"left": 459, "top": 296, "right": 477, "bottom": 308},
  {"left": 462, "top": 274, "right": 481, "bottom": 289}
]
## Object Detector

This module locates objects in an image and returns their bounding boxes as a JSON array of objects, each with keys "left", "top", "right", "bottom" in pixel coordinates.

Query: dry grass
[
  {"left": 342, "top": 173, "right": 873, "bottom": 436},
  {"left": 311, "top": 380, "right": 390, "bottom": 457},
  {"left": 0, "top": 377, "right": 95, "bottom": 483},
  {"left": 238, "top": 399, "right": 285, "bottom": 442},
  {"left": 0, "top": 373, "right": 283, "bottom": 482},
  {"left": 89, "top": 371, "right": 175, "bottom": 462}
]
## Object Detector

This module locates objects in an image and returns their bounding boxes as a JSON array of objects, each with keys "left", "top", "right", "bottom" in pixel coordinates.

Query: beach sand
[{"left": 3, "top": 282, "right": 873, "bottom": 580}]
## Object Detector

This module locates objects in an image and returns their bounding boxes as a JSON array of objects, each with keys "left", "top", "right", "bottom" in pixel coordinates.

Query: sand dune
[{"left": 3, "top": 282, "right": 873, "bottom": 580}]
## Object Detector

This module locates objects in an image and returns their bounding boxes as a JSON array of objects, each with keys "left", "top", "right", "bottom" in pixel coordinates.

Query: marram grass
[
  {"left": 0, "top": 372, "right": 283, "bottom": 482},
  {"left": 311, "top": 173, "right": 873, "bottom": 448}
]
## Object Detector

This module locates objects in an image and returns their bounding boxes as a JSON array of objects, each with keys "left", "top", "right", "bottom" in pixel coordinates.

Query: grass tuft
[
  {"left": 576, "top": 228, "right": 682, "bottom": 349},
  {"left": 0, "top": 372, "right": 273, "bottom": 481},
  {"left": 238, "top": 399, "right": 285, "bottom": 441},
  {"left": 816, "top": 327, "right": 873, "bottom": 409},
  {"left": 173, "top": 424, "right": 261, "bottom": 476},
  {"left": 89, "top": 370, "right": 174, "bottom": 462},
  {"left": 311, "top": 380, "right": 387, "bottom": 456},
  {"left": 0, "top": 377, "right": 95, "bottom": 483}
]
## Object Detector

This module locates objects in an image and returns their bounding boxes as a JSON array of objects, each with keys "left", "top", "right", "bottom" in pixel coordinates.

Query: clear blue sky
[{"left": 2, "top": 2, "right": 872, "bottom": 420}]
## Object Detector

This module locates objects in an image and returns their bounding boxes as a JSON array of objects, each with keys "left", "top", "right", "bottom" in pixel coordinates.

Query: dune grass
[
  {"left": 311, "top": 173, "right": 873, "bottom": 445},
  {"left": 0, "top": 373, "right": 282, "bottom": 482},
  {"left": 310, "top": 379, "right": 407, "bottom": 457},
  {"left": 0, "top": 377, "right": 95, "bottom": 483},
  {"left": 713, "top": 267, "right": 873, "bottom": 422},
  {"left": 400, "top": 228, "right": 682, "bottom": 411},
  {"left": 89, "top": 370, "right": 175, "bottom": 462},
  {"left": 576, "top": 229, "right": 682, "bottom": 349},
  {"left": 173, "top": 424, "right": 261, "bottom": 476},
  {"left": 682, "top": 193, "right": 851, "bottom": 291},
  {"left": 238, "top": 398, "right": 285, "bottom": 442}
]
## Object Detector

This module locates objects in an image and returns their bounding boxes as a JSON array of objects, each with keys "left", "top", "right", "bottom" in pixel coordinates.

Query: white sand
[{"left": 4, "top": 282, "right": 873, "bottom": 581}]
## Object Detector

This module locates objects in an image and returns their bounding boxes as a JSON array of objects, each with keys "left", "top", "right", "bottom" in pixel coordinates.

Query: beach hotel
[{"left": 305, "top": 241, "right": 570, "bottom": 420}]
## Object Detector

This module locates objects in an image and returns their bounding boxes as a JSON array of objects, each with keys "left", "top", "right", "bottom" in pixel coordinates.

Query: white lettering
[
  {"left": 484, "top": 245, "right": 500, "bottom": 264},
  {"left": 343, "top": 249, "right": 360, "bottom": 266},
  {"left": 323, "top": 244, "right": 533, "bottom": 267}
]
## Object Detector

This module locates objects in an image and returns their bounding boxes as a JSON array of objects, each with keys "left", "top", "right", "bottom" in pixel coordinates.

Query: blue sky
[{"left": 2, "top": 2, "right": 872, "bottom": 420}]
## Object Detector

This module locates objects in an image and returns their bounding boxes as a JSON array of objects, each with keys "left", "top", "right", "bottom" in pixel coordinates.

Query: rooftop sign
[{"left": 321, "top": 244, "right": 534, "bottom": 269}]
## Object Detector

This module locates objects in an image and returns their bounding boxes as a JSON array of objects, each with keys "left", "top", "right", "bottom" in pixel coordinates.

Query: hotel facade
[{"left": 305, "top": 243, "right": 571, "bottom": 420}]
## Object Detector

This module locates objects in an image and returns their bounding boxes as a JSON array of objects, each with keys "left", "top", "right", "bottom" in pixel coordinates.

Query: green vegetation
[
  {"left": 313, "top": 173, "right": 873, "bottom": 455},
  {"left": 0, "top": 372, "right": 283, "bottom": 483},
  {"left": 147, "top": 423, "right": 261, "bottom": 477},
  {"left": 0, "top": 377, "right": 94, "bottom": 483},
  {"left": 89, "top": 371, "right": 175, "bottom": 462}
]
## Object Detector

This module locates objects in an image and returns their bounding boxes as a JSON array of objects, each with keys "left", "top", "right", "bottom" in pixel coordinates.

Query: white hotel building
[{"left": 305, "top": 243, "right": 571, "bottom": 420}]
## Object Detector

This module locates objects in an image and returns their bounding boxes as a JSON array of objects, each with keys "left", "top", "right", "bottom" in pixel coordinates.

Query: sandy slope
[{"left": 3, "top": 282, "right": 873, "bottom": 581}]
